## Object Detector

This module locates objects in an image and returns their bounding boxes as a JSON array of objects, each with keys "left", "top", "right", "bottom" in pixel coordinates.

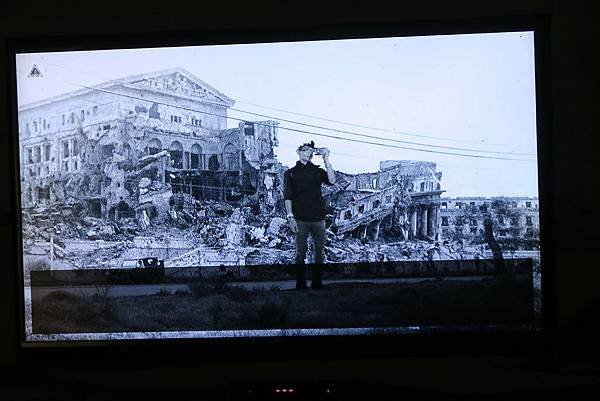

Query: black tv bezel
[{"left": 6, "top": 15, "right": 556, "bottom": 365}]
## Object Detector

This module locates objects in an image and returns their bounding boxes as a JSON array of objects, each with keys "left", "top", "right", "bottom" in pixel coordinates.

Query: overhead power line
[
  {"left": 17, "top": 68, "right": 536, "bottom": 162},
  {"left": 236, "top": 99, "right": 515, "bottom": 147},
  {"left": 228, "top": 107, "right": 534, "bottom": 156},
  {"left": 19, "top": 55, "right": 534, "bottom": 155},
  {"left": 276, "top": 141, "right": 531, "bottom": 170}
]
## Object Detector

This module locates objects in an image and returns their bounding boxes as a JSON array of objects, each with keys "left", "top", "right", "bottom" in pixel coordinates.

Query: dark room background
[{"left": 1, "top": 0, "right": 599, "bottom": 394}]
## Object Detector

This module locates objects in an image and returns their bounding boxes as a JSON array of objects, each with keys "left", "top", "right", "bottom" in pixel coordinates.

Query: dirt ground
[{"left": 32, "top": 275, "right": 534, "bottom": 335}]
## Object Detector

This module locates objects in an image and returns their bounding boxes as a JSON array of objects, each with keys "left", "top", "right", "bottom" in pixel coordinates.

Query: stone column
[
  {"left": 427, "top": 205, "right": 435, "bottom": 238},
  {"left": 419, "top": 206, "right": 428, "bottom": 239},
  {"left": 410, "top": 208, "right": 418, "bottom": 239},
  {"left": 157, "top": 157, "right": 166, "bottom": 183},
  {"left": 184, "top": 151, "right": 190, "bottom": 170},
  {"left": 430, "top": 205, "right": 439, "bottom": 240},
  {"left": 435, "top": 205, "right": 441, "bottom": 240},
  {"left": 373, "top": 220, "right": 382, "bottom": 240}
]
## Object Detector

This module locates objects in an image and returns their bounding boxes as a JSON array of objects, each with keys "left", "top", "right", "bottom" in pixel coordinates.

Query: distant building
[{"left": 438, "top": 196, "right": 540, "bottom": 242}]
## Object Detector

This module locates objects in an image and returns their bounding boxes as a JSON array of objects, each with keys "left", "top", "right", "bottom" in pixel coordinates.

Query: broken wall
[{"left": 240, "top": 120, "right": 279, "bottom": 169}]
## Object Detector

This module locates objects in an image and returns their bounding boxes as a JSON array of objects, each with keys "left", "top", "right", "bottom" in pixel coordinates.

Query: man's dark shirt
[{"left": 284, "top": 160, "right": 333, "bottom": 222}]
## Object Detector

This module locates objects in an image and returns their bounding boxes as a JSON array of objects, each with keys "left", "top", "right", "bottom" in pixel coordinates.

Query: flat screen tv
[{"left": 7, "top": 17, "right": 554, "bottom": 359}]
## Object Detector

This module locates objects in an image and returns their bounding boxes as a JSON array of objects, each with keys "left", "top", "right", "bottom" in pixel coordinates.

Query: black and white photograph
[{"left": 16, "top": 32, "right": 540, "bottom": 341}]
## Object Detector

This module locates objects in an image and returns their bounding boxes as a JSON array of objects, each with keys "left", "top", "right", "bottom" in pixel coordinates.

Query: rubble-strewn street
[{"left": 22, "top": 197, "right": 539, "bottom": 276}]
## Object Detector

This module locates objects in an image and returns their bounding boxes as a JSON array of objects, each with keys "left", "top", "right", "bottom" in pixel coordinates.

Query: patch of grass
[
  {"left": 31, "top": 275, "right": 534, "bottom": 334},
  {"left": 257, "top": 299, "right": 291, "bottom": 327},
  {"left": 40, "top": 290, "right": 79, "bottom": 303},
  {"left": 225, "top": 286, "right": 253, "bottom": 303},
  {"left": 188, "top": 281, "right": 213, "bottom": 298},
  {"left": 209, "top": 299, "right": 225, "bottom": 328},
  {"left": 32, "top": 290, "right": 114, "bottom": 334},
  {"left": 188, "top": 277, "right": 232, "bottom": 298},
  {"left": 155, "top": 288, "right": 171, "bottom": 296},
  {"left": 207, "top": 276, "right": 228, "bottom": 291},
  {"left": 239, "top": 298, "right": 291, "bottom": 329}
]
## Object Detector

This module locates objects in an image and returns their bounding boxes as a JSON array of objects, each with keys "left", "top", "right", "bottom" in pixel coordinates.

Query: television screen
[{"left": 12, "top": 25, "right": 544, "bottom": 344}]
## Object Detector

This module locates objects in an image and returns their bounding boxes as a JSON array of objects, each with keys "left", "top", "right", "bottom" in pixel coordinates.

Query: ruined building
[
  {"left": 18, "top": 67, "right": 447, "bottom": 249},
  {"left": 438, "top": 196, "right": 540, "bottom": 241},
  {"left": 325, "top": 160, "right": 444, "bottom": 241},
  {"left": 18, "top": 68, "right": 281, "bottom": 227}
]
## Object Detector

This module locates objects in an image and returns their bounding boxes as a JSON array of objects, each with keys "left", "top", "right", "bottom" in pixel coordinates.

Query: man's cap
[{"left": 298, "top": 140, "right": 316, "bottom": 150}]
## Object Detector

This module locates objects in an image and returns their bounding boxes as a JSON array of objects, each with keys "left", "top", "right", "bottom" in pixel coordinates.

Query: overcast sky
[{"left": 16, "top": 31, "right": 539, "bottom": 197}]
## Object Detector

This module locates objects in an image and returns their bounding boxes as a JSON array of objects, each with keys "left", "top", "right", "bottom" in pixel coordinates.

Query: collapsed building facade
[
  {"left": 18, "top": 68, "right": 283, "bottom": 228},
  {"left": 325, "top": 160, "right": 444, "bottom": 241}
]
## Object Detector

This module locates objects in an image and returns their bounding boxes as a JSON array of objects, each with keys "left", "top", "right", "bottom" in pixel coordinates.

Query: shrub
[
  {"left": 41, "top": 290, "right": 79, "bottom": 303},
  {"left": 240, "top": 299, "right": 291, "bottom": 328},
  {"left": 207, "top": 275, "right": 228, "bottom": 291},
  {"left": 188, "top": 276, "right": 232, "bottom": 297},
  {"left": 155, "top": 288, "right": 171, "bottom": 296},
  {"left": 209, "top": 300, "right": 224, "bottom": 328},
  {"left": 188, "top": 281, "right": 214, "bottom": 298},
  {"left": 34, "top": 289, "right": 114, "bottom": 331},
  {"left": 225, "top": 286, "right": 252, "bottom": 303},
  {"left": 257, "top": 299, "right": 290, "bottom": 327}
]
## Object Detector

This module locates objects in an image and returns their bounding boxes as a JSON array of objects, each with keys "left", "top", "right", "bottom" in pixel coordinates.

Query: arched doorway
[
  {"left": 169, "top": 141, "right": 183, "bottom": 169},
  {"left": 146, "top": 138, "right": 162, "bottom": 155},
  {"left": 191, "top": 143, "right": 203, "bottom": 170},
  {"left": 208, "top": 154, "right": 220, "bottom": 171},
  {"left": 110, "top": 201, "right": 136, "bottom": 220},
  {"left": 223, "top": 143, "right": 239, "bottom": 171}
]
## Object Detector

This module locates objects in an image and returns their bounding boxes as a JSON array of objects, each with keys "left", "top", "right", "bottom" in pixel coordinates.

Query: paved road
[{"left": 29, "top": 275, "right": 492, "bottom": 300}]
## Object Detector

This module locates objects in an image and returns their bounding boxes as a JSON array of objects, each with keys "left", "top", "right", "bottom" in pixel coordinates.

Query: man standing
[{"left": 284, "top": 141, "right": 336, "bottom": 289}]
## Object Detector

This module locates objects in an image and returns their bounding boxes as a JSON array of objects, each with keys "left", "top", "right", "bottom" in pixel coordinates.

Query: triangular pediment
[
  {"left": 123, "top": 68, "right": 234, "bottom": 107},
  {"left": 19, "top": 67, "right": 234, "bottom": 112}
]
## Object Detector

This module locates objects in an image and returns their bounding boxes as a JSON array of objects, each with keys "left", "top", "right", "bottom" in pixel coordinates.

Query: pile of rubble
[
  {"left": 324, "top": 239, "right": 469, "bottom": 263},
  {"left": 22, "top": 203, "right": 139, "bottom": 245},
  {"left": 74, "top": 241, "right": 131, "bottom": 269},
  {"left": 245, "top": 248, "right": 295, "bottom": 265},
  {"left": 22, "top": 196, "right": 476, "bottom": 268},
  {"left": 192, "top": 205, "right": 294, "bottom": 251},
  {"left": 80, "top": 217, "right": 137, "bottom": 241},
  {"left": 22, "top": 205, "right": 85, "bottom": 249}
]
